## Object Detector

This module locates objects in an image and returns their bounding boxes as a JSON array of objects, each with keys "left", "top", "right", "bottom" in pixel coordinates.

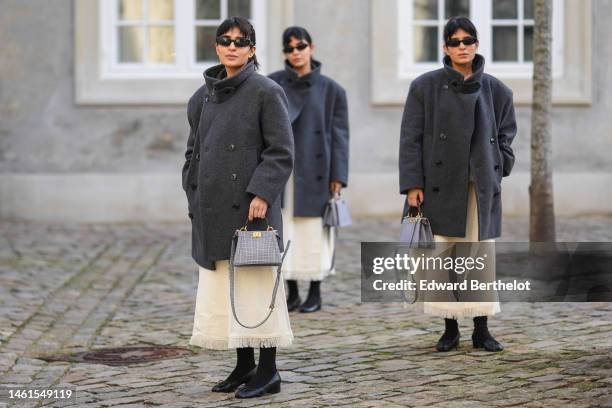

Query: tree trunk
[{"left": 530, "top": 0, "right": 556, "bottom": 242}]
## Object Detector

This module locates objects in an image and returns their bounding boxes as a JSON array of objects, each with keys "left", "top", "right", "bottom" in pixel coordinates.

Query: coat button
[
  {"left": 231, "top": 173, "right": 237, "bottom": 181},
  {"left": 188, "top": 212, "right": 193, "bottom": 219},
  {"left": 439, "top": 133, "right": 447, "bottom": 140},
  {"left": 435, "top": 160, "right": 443, "bottom": 166},
  {"left": 494, "top": 164, "right": 500, "bottom": 170},
  {"left": 432, "top": 186, "right": 440, "bottom": 193},
  {"left": 490, "top": 137, "right": 495, "bottom": 143},
  {"left": 232, "top": 204, "right": 240, "bottom": 210},
  {"left": 315, "top": 130, "right": 322, "bottom": 134},
  {"left": 195, "top": 153, "right": 200, "bottom": 161},
  {"left": 316, "top": 153, "right": 323, "bottom": 159},
  {"left": 228, "top": 144, "right": 236, "bottom": 151},
  {"left": 190, "top": 183, "right": 197, "bottom": 191},
  {"left": 317, "top": 175, "right": 323, "bottom": 181}
]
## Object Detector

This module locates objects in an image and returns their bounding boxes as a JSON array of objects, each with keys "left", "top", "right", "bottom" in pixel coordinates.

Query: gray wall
[{"left": 0, "top": 0, "right": 610, "bottom": 221}]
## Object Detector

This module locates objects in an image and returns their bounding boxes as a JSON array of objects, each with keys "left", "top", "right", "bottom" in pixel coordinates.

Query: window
[
  {"left": 398, "top": 0, "right": 564, "bottom": 79},
  {"left": 100, "top": 0, "right": 265, "bottom": 78}
]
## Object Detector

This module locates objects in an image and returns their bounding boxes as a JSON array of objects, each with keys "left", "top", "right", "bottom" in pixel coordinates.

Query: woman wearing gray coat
[
  {"left": 182, "top": 17, "right": 294, "bottom": 398},
  {"left": 399, "top": 17, "right": 516, "bottom": 352},
  {"left": 268, "top": 26, "right": 350, "bottom": 313}
]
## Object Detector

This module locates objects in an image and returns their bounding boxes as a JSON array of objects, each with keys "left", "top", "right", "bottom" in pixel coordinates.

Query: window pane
[
  {"left": 413, "top": 26, "right": 438, "bottom": 62},
  {"left": 445, "top": 0, "right": 469, "bottom": 18},
  {"left": 524, "top": 0, "right": 534, "bottom": 19},
  {"left": 148, "top": 27, "right": 175, "bottom": 63},
  {"left": 196, "top": 26, "right": 218, "bottom": 62},
  {"left": 118, "top": 0, "right": 142, "bottom": 21},
  {"left": 414, "top": 0, "right": 437, "bottom": 20},
  {"left": 493, "top": 26, "right": 518, "bottom": 61},
  {"left": 228, "top": 0, "right": 251, "bottom": 18},
  {"left": 196, "top": 0, "right": 221, "bottom": 19},
  {"left": 119, "top": 27, "right": 144, "bottom": 62},
  {"left": 148, "top": 0, "right": 174, "bottom": 20},
  {"left": 493, "top": 0, "right": 517, "bottom": 19},
  {"left": 524, "top": 25, "right": 533, "bottom": 61}
]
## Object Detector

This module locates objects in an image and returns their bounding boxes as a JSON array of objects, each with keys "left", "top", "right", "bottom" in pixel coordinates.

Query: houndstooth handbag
[{"left": 229, "top": 218, "right": 291, "bottom": 329}]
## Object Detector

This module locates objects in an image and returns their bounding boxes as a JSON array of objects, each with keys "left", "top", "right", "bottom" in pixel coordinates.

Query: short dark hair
[
  {"left": 216, "top": 16, "right": 259, "bottom": 69},
  {"left": 443, "top": 16, "right": 478, "bottom": 44},
  {"left": 282, "top": 26, "right": 312, "bottom": 47}
]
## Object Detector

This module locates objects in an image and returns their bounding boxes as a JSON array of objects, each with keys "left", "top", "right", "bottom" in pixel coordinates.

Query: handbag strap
[
  {"left": 228, "top": 238, "right": 291, "bottom": 329},
  {"left": 324, "top": 226, "right": 338, "bottom": 274}
]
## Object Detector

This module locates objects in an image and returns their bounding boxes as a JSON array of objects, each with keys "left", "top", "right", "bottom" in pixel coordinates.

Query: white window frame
[
  {"left": 372, "top": 0, "right": 591, "bottom": 105},
  {"left": 99, "top": 0, "right": 267, "bottom": 79},
  {"left": 398, "top": 0, "right": 564, "bottom": 80},
  {"left": 75, "top": 0, "right": 288, "bottom": 105}
]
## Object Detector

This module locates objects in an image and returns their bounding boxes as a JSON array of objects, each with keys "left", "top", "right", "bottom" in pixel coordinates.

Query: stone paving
[{"left": 0, "top": 217, "right": 611, "bottom": 407}]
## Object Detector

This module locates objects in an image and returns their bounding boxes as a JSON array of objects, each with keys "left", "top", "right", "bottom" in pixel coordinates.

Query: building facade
[{"left": 0, "top": 0, "right": 609, "bottom": 222}]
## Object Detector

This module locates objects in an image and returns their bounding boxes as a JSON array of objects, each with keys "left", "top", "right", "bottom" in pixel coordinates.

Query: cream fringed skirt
[
  {"left": 422, "top": 182, "right": 501, "bottom": 319},
  {"left": 189, "top": 261, "right": 294, "bottom": 350},
  {"left": 281, "top": 175, "right": 335, "bottom": 282}
]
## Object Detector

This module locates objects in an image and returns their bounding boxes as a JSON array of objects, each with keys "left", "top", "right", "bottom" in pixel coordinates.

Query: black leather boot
[
  {"left": 472, "top": 316, "right": 504, "bottom": 352},
  {"left": 212, "top": 348, "right": 256, "bottom": 392},
  {"left": 299, "top": 281, "right": 321, "bottom": 313},
  {"left": 286, "top": 280, "right": 301, "bottom": 312},
  {"left": 436, "top": 318, "right": 460, "bottom": 352}
]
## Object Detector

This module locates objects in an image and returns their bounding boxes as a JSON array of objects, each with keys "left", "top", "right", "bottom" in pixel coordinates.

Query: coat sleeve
[
  {"left": 182, "top": 96, "right": 196, "bottom": 192},
  {"left": 330, "top": 88, "right": 350, "bottom": 186},
  {"left": 246, "top": 85, "right": 294, "bottom": 206},
  {"left": 399, "top": 81, "right": 425, "bottom": 194},
  {"left": 497, "top": 88, "right": 517, "bottom": 177}
]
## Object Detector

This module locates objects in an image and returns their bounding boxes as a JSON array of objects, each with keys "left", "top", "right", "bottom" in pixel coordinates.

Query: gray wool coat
[
  {"left": 268, "top": 59, "right": 349, "bottom": 216},
  {"left": 182, "top": 60, "right": 294, "bottom": 270},
  {"left": 399, "top": 54, "right": 517, "bottom": 240}
]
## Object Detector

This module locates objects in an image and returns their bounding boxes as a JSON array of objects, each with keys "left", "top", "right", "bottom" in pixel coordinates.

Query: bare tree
[{"left": 530, "top": 0, "right": 556, "bottom": 242}]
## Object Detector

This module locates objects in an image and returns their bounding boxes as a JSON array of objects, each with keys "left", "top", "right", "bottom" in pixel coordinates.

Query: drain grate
[{"left": 40, "top": 346, "right": 193, "bottom": 366}]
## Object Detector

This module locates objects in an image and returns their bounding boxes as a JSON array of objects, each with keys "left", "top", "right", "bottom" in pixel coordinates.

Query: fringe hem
[
  {"left": 189, "top": 334, "right": 294, "bottom": 350},
  {"left": 228, "top": 334, "right": 294, "bottom": 349},
  {"left": 423, "top": 303, "right": 501, "bottom": 320},
  {"left": 283, "top": 268, "right": 335, "bottom": 282}
]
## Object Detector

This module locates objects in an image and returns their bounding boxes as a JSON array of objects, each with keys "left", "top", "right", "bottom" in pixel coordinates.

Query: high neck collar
[
  {"left": 284, "top": 59, "right": 322, "bottom": 87},
  {"left": 204, "top": 60, "right": 256, "bottom": 101},
  {"left": 443, "top": 54, "right": 485, "bottom": 94}
]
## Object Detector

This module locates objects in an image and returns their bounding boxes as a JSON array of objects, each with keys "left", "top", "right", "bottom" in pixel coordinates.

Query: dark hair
[
  {"left": 282, "top": 26, "right": 312, "bottom": 47},
  {"left": 443, "top": 16, "right": 478, "bottom": 44},
  {"left": 216, "top": 16, "right": 259, "bottom": 69}
]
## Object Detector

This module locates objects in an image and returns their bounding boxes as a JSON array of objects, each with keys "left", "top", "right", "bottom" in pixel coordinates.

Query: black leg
[
  {"left": 235, "top": 347, "right": 281, "bottom": 398},
  {"left": 211, "top": 347, "right": 256, "bottom": 393},
  {"left": 286, "top": 280, "right": 301, "bottom": 311}
]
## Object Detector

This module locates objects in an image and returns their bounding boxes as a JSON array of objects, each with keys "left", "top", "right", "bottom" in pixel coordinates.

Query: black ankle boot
[
  {"left": 472, "top": 316, "right": 504, "bottom": 352},
  {"left": 212, "top": 348, "right": 256, "bottom": 393},
  {"left": 436, "top": 318, "right": 460, "bottom": 352},
  {"left": 286, "top": 280, "right": 301, "bottom": 312},
  {"left": 299, "top": 281, "right": 321, "bottom": 313},
  {"left": 235, "top": 347, "right": 281, "bottom": 398}
]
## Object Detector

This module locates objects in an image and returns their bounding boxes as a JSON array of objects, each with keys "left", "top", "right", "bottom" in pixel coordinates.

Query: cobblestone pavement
[{"left": 0, "top": 217, "right": 611, "bottom": 407}]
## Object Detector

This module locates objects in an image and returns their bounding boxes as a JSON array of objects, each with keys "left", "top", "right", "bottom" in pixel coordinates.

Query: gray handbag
[
  {"left": 323, "top": 192, "right": 352, "bottom": 227},
  {"left": 229, "top": 218, "right": 291, "bottom": 329},
  {"left": 400, "top": 205, "right": 434, "bottom": 249}
]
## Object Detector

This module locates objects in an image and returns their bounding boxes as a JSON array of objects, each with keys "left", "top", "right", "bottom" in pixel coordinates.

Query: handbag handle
[
  {"left": 240, "top": 216, "right": 274, "bottom": 232},
  {"left": 228, "top": 239, "right": 291, "bottom": 329},
  {"left": 406, "top": 204, "right": 424, "bottom": 219}
]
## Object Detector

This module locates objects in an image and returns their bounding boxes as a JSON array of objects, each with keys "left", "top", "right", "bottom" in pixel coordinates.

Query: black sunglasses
[
  {"left": 446, "top": 37, "right": 478, "bottom": 47},
  {"left": 283, "top": 42, "right": 309, "bottom": 54},
  {"left": 216, "top": 36, "right": 253, "bottom": 48}
]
